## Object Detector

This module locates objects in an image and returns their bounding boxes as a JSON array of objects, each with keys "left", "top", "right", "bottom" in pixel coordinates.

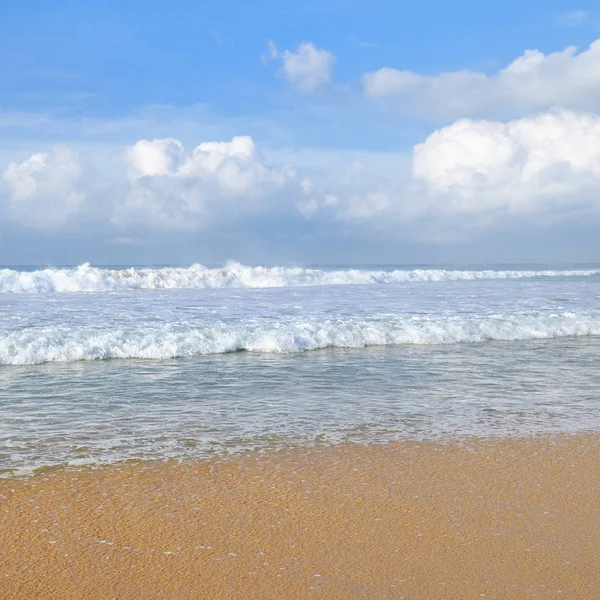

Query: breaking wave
[
  {"left": 0, "top": 263, "right": 598, "bottom": 293},
  {"left": 2, "top": 312, "right": 599, "bottom": 365}
]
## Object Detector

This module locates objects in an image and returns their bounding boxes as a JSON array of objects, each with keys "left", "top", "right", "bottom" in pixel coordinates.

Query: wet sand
[{"left": 2, "top": 434, "right": 600, "bottom": 599}]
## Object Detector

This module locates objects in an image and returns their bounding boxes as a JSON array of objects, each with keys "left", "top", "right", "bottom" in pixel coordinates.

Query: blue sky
[{"left": 1, "top": 0, "right": 599, "bottom": 264}]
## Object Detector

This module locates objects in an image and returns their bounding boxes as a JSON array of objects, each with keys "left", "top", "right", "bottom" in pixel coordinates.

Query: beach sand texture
[{"left": 2, "top": 435, "right": 599, "bottom": 599}]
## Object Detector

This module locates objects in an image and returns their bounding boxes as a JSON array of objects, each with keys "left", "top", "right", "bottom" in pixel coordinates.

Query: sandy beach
[{"left": 2, "top": 434, "right": 599, "bottom": 599}]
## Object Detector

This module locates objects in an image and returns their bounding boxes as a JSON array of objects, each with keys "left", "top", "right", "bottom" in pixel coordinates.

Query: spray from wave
[
  {"left": 2, "top": 312, "right": 599, "bottom": 365},
  {"left": 0, "top": 262, "right": 598, "bottom": 293}
]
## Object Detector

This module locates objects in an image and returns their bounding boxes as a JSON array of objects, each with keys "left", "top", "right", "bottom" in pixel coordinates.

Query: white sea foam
[
  {"left": 0, "top": 263, "right": 598, "bottom": 293},
  {"left": 2, "top": 312, "right": 598, "bottom": 365}
]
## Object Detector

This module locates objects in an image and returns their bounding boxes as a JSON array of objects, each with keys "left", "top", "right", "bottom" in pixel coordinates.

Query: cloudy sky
[{"left": 1, "top": 0, "right": 600, "bottom": 265}]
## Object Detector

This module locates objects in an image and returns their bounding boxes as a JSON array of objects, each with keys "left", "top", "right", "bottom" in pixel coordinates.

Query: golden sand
[{"left": 2, "top": 435, "right": 600, "bottom": 599}]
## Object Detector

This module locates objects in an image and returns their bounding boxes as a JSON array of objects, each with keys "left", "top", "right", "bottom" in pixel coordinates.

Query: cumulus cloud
[
  {"left": 127, "top": 138, "right": 184, "bottom": 178},
  {"left": 313, "top": 110, "right": 600, "bottom": 238},
  {"left": 413, "top": 110, "right": 600, "bottom": 214},
  {"left": 1, "top": 146, "right": 85, "bottom": 229},
  {"left": 267, "top": 41, "right": 336, "bottom": 94},
  {"left": 117, "top": 135, "right": 320, "bottom": 229},
  {"left": 3, "top": 112, "right": 600, "bottom": 242},
  {"left": 361, "top": 39, "right": 600, "bottom": 117}
]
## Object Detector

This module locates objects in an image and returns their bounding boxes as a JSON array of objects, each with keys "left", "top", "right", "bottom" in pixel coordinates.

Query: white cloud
[
  {"left": 3, "top": 112, "right": 600, "bottom": 242},
  {"left": 412, "top": 110, "right": 600, "bottom": 214},
  {"left": 361, "top": 40, "right": 600, "bottom": 117},
  {"left": 264, "top": 40, "right": 279, "bottom": 61},
  {"left": 117, "top": 135, "right": 319, "bottom": 229},
  {"left": 306, "top": 111, "right": 600, "bottom": 237},
  {"left": 2, "top": 146, "right": 85, "bottom": 229},
  {"left": 127, "top": 138, "right": 184, "bottom": 178},
  {"left": 267, "top": 41, "right": 336, "bottom": 94}
]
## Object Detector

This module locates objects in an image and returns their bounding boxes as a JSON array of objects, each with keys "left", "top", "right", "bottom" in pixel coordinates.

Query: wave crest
[
  {"left": 0, "top": 263, "right": 598, "bottom": 293},
  {"left": 1, "top": 312, "right": 598, "bottom": 365}
]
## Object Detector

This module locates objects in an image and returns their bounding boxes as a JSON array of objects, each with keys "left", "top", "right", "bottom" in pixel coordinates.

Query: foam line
[
  {"left": 1, "top": 312, "right": 598, "bottom": 364},
  {"left": 0, "top": 263, "right": 598, "bottom": 293}
]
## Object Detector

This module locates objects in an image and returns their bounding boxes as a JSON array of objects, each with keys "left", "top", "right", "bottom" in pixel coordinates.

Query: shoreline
[
  {"left": 2, "top": 433, "right": 599, "bottom": 599},
  {"left": 5, "top": 427, "right": 599, "bottom": 480}
]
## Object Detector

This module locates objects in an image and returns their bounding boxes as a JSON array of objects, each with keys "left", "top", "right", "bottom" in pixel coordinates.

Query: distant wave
[
  {"left": 0, "top": 263, "right": 598, "bottom": 293},
  {"left": 1, "top": 312, "right": 598, "bottom": 365}
]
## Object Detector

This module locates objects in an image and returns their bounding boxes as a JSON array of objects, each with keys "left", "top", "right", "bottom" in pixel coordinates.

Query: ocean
[{"left": 2, "top": 262, "right": 600, "bottom": 475}]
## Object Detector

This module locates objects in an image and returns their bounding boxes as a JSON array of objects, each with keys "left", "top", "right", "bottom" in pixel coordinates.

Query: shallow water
[{"left": 1, "top": 263, "right": 600, "bottom": 473}]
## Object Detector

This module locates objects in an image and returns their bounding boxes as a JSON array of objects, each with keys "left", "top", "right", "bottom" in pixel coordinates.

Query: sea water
[{"left": 1, "top": 262, "right": 600, "bottom": 474}]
